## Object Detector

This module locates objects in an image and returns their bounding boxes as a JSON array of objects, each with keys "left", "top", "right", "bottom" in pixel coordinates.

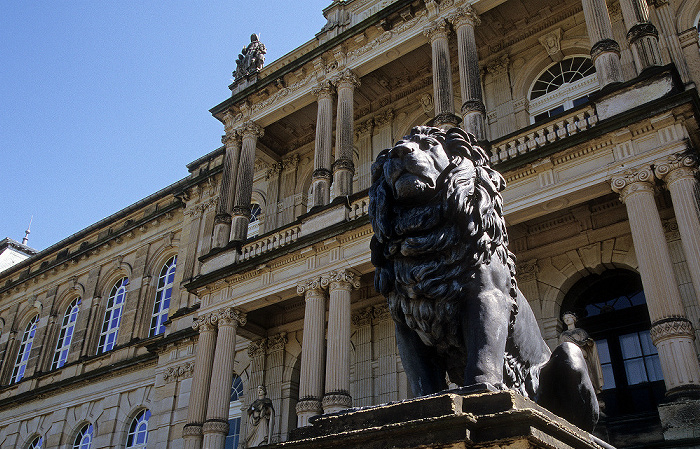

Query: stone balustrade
[
  {"left": 491, "top": 105, "right": 598, "bottom": 164},
  {"left": 239, "top": 225, "right": 302, "bottom": 261}
]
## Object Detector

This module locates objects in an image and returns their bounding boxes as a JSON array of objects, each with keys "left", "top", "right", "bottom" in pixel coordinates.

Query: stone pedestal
[
  {"left": 284, "top": 389, "right": 612, "bottom": 449},
  {"left": 657, "top": 398, "right": 700, "bottom": 441}
]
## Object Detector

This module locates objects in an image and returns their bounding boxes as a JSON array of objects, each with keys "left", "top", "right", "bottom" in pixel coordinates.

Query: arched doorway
[{"left": 561, "top": 269, "right": 665, "bottom": 417}]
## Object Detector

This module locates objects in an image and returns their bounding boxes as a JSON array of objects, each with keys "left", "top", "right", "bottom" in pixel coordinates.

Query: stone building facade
[{"left": 2, "top": 0, "right": 700, "bottom": 448}]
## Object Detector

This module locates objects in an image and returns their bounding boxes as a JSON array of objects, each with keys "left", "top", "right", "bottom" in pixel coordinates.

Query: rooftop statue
[
  {"left": 369, "top": 126, "right": 600, "bottom": 431},
  {"left": 234, "top": 34, "right": 267, "bottom": 81}
]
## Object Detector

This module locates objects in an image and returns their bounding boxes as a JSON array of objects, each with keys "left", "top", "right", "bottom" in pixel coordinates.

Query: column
[
  {"left": 322, "top": 269, "right": 360, "bottom": 414},
  {"left": 183, "top": 314, "right": 218, "bottom": 449},
  {"left": 581, "top": 0, "right": 624, "bottom": 87},
  {"left": 651, "top": 0, "right": 691, "bottom": 84},
  {"left": 202, "top": 308, "right": 247, "bottom": 449},
  {"left": 611, "top": 169, "right": 700, "bottom": 395},
  {"left": 311, "top": 81, "right": 334, "bottom": 208},
  {"left": 295, "top": 278, "right": 327, "bottom": 426},
  {"left": 450, "top": 6, "right": 486, "bottom": 140},
  {"left": 424, "top": 19, "right": 461, "bottom": 129},
  {"left": 618, "top": 0, "right": 662, "bottom": 73},
  {"left": 230, "top": 122, "right": 263, "bottom": 246},
  {"left": 655, "top": 153, "right": 700, "bottom": 307},
  {"left": 332, "top": 70, "right": 360, "bottom": 198},
  {"left": 212, "top": 126, "right": 241, "bottom": 249}
]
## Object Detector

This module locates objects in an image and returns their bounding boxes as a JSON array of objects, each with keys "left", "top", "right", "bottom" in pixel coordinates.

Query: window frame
[
  {"left": 73, "top": 423, "right": 93, "bottom": 449},
  {"left": 225, "top": 375, "right": 245, "bottom": 449},
  {"left": 11, "top": 314, "right": 39, "bottom": 384},
  {"left": 125, "top": 409, "right": 151, "bottom": 449},
  {"left": 52, "top": 297, "right": 81, "bottom": 369},
  {"left": 98, "top": 277, "right": 128, "bottom": 354},
  {"left": 150, "top": 256, "right": 176, "bottom": 337},
  {"left": 26, "top": 435, "right": 43, "bottom": 449}
]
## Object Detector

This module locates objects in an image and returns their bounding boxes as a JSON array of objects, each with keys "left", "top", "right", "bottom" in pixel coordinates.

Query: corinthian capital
[
  {"left": 239, "top": 121, "right": 264, "bottom": 140},
  {"left": 297, "top": 276, "right": 324, "bottom": 295},
  {"left": 423, "top": 19, "right": 450, "bottom": 41},
  {"left": 332, "top": 69, "right": 361, "bottom": 89},
  {"left": 192, "top": 312, "right": 218, "bottom": 332},
  {"left": 312, "top": 80, "right": 335, "bottom": 99},
  {"left": 610, "top": 167, "right": 655, "bottom": 202},
  {"left": 221, "top": 129, "right": 241, "bottom": 146},
  {"left": 653, "top": 152, "right": 698, "bottom": 185},
  {"left": 449, "top": 5, "right": 480, "bottom": 28}
]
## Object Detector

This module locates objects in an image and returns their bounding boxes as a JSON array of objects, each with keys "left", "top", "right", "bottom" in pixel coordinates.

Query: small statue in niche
[
  {"left": 245, "top": 385, "right": 274, "bottom": 447},
  {"left": 560, "top": 311, "right": 605, "bottom": 394},
  {"left": 234, "top": 34, "right": 267, "bottom": 80}
]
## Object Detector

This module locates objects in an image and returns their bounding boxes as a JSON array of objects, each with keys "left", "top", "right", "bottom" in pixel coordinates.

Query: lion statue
[{"left": 369, "top": 126, "right": 599, "bottom": 431}]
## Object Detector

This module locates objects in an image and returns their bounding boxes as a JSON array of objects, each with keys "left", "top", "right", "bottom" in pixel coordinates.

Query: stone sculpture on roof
[{"left": 234, "top": 34, "right": 267, "bottom": 81}]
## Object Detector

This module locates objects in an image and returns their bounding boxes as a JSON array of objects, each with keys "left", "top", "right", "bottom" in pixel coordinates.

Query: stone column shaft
[
  {"left": 618, "top": 0, "right": 662, "bottom": 73},
  {"left": 612, "top": 170, "right": 700, "bottom": 394},
  {"left": 230, "top": 122, "right": 263, "bottom": 245},
  {"left": 451, "top": 7, "right": 486, "bottom": 140},
  {"left": 424, "top": 20, "right": 460, "bottom": 129},
  {"left": 333, "top": 70, "right": 359, "bottom": 198},
  {"left": 213, "top": 129, "right": 241, "bottom": 249},
  {"left": 312, "top": 82, "right": 334, "bottom": 207},
  {"left": 183, "top": 316, "right": 218, "bottom": 449},
  {"left": 581, "top": 0, "right": 624, "bottom": 87},
  {"left": 655, "top": 154, "right": 700, "bottom": 308},
  {"left": 323, "top": 270, "right": 359, "bottom": 414},
  {"left": 296, "top": 280, "right": 327, "bottom": 426},
  {"left": 653, "top": 0, "right": 692, "bottom": 84},
  {"left": 202, "top": 309, "right": 246, "bottom": 449}
]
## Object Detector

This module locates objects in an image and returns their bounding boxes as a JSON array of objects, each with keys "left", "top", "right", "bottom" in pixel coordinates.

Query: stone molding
[
  {"left": 183, "top": 197, "right": 218, "bottom": 218},
  {"left": 448, "top": 5, "right": 480, "bottom": 28},
  {"left": 487, "top": 56, "right": 509, "bottom": 76},
  {"left": 295, "top": 398, "right": 323, "bottom": 414},
  {"left": 461, "top": 99, "right": 486, "bottom": 115},
  {"left": 163, "top": 361, "right": 195, "bottom": 382},
  {"left": 590, "top": 38, "right": 621, "bottom": 61},
  {"left": 332, "top": 69, "right": 360, "bottom": 89},
  {"left": 650, "top": 317, "right": 695, "bottom": 344},
  {"left": 610, "top": 167, "right": 655, "bottom": 202},
  {"left": 434, "top": 112, "right": 463, "bottom": 127},
  {"left": 202, "top": 419, "right": 229, "bottom": 435},
  {"left": 182, "top": 423, "right": 203, "bottom": 437},
  {"left": 311, "top": 168, "right": 332, "bottom": 180},
  {"left": 322, "top": 391, "right": 353, "bottom": 409},
  {"left": 332, "top": 157, "right": 355, "bottom": 173},
  {"left": 538, "top": 29, "right": 563, "bottom": 61},
  {"left": 231, "top": 205, "right": 252, "bottom": 219}
]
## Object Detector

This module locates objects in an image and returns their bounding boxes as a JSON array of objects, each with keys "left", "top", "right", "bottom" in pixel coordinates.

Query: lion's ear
[{"left": 371, "top": 149, "right": 389, "bottom": 183}]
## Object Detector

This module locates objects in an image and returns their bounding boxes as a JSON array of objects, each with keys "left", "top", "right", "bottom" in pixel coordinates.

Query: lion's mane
[{"left": 369, "top": 126, "right": 518, "bottom": 360}]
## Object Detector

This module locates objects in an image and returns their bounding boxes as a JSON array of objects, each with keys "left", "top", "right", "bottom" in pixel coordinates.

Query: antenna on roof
[{"left": 22, "top": 216, "right": 32, "bottom": 246}]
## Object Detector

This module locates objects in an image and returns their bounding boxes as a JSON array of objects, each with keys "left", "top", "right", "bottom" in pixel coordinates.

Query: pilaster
[
  {"left": 611, "top": 168, "right": 700, "bottom": 395},
  {"left": 424, "top": 19, "right": 460, "bottom": 129},
  {"left": 230, "top": 122, "right": 263, "bottom": 246},
  {"left": 322, "top": 269, "right": 360, "bottom": 414}
]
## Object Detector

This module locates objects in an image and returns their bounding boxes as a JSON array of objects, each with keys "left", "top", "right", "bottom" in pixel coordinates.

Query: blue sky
[{"left": 1, "top": 1, "right": 330, "bottom": 251}]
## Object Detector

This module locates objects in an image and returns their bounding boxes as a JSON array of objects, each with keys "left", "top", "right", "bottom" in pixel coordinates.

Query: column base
[
  {"left": 202, "top": 419, "right": 229, "bottom": 449},
  {"left": 433, "top": 112, "right": 462, "bottom": 129},
  {"left": 658, "top": 397, "right": 700, "bottom": 441},
  {"left": 229, "top": 208, "right": 251, "bottom": 243},
  {"left": 296, "top": 398, "right": 323, "bottom": 427},
  {"left": 322, "top": 391, "right": 352, "bottom": 414},
  {"left": 311, "top": 169, "right": 332, "bottom": 207},
  {"left": 183, "top": 423, "right": 204, "bottom": 449},
  {"left": 212, "top": 215, "right": 232, "bottom": 249},
  {"left": 462, "top": 110, "right": 486, "bottom": 141}
]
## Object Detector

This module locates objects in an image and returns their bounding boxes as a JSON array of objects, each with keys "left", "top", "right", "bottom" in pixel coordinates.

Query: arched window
[
  {"left": 248, "top": 202, "right": 263, "bottom": 238},
  {"left": 126, "top": 409, "right": 150, "bottom": 449},
  {"left": 52, "top": 297, "right": 81, "bottom": 369},
  {"left": 225, "top": 375, "right": 245, "bottom": 449},
  {"left": 529, "top": 57, "right": 598, "bottom": 123},
  {"left": 26, "top": 436, "right": 43, "bottom": 449},
  {"left": 98, "top": 277, "right": 128, "bottom": 354},
  {"left": 562, "top": 269, "right": 665, "bottom": 418},
  {"left": 150, "top": 256, "right": 176, "bottom": 336},
  {"left": 11, "top": 314, "right": 39, "bottom": 383},
  {"left": 73, "top": 424, "right": 93, "bottom": 449}
]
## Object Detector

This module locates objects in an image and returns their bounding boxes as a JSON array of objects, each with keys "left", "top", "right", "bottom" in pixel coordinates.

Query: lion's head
[{"left": 369, "top": 126, "right": 516, "bottom": 349}]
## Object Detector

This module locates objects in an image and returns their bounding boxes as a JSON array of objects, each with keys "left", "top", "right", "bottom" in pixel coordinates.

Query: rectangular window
[
  {"left": 596, "top": 338, "right": 616, "bottom": 390},
  {"left": 620, "top": 331, "right": 662, "bottom": 385}
]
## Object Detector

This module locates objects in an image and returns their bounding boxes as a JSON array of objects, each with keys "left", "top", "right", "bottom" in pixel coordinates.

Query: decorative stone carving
[
  {"left": 654, "top": 152, "right": 698, "bottom": 183},
  {"left": 423, "top": 19, "right": 450, "bottom": 42},
  {"left": 559, "top": 312, "right": 605, "bottom": 394},
  {"left": 233, "top": 34, "right": 267, "bottom": 80},
  {"left": 590, "top": 38, "right": 621, "bottom": 61},
  {"left": 163, "top": 362, "right": 196, "bottom": 382},
  {"left": 419, "top": 93, "right": 434, "bottom": 113},
  {"left": 650, "top": 317, "right": 695, "bottom": 344},
  {"left": 192, "top": 312, "right": 218, "bottom": 332},
  {"left": 516, "top": 259, "right": 538, "bottom": 282},
  {"left": 267, "top": 332, "right": 288, "bottom": 351},
  {"left": 217, "top": 307, "right": 247, "bottom": 327},
  {"left": 246, "top": 385, "right": 275, "bottom": 447},
  {"left": 539, "top": 29, "right": 563, "bottom": 62},
  {"left": 610, "top": 167, "right": 655, "bottom": 201},
  {"left": 369, "top": 125, "right": 600, "bottom": 431},
  {"left": 248, "top": 338, "right": 267, "bottom": 358},
  {"left": 449, "top": 5, "right": 480, "bottom": 28}
]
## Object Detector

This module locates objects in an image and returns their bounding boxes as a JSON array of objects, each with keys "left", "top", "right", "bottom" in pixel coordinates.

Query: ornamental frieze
[{"left": 162, "top": 362, "right": 195, "bottom": 382}]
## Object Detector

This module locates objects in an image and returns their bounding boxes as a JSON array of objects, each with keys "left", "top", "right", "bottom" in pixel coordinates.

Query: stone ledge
[{"left": 283, "top": 389, "right": 611, "bottom": 449}]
